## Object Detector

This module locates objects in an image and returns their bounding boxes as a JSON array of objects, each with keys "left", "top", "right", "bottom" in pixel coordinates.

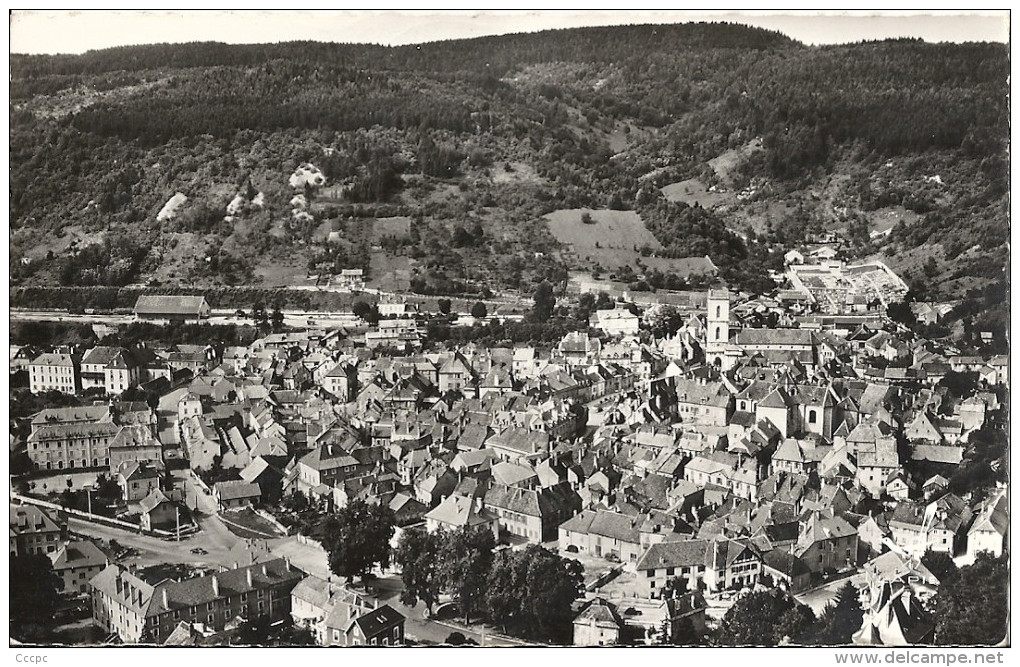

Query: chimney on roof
[
  {"left": 262, "top": 564, "right": 268, "bottom": 576},
  {"left": 246, "top": 568, "right": 253, "bottom": 587},
  {"left": 162, "top": 588, "right": 169, "bottom": 608},
  {"left": 211, "top": 575, "right": 219, "bottom": 597}
]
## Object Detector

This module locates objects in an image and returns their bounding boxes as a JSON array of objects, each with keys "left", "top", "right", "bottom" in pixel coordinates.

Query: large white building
[
  {"left": 29, "top": 353, "right": 80, "bottom": 394},
  {"left": 590, "top": 307, "right": 640, "bottom": 336}
]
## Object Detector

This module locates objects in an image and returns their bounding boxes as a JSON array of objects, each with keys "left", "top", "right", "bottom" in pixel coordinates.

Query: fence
[{"left": 12, "top": 492, "right": 176, "bottom": 538}]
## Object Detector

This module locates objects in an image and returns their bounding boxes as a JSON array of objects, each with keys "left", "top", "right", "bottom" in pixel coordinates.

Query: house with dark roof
[
  {"left": 794, "top": 511, "right": 859, "bottom": 577},
  {"left": 133, "top": 295, "right": 211, "bottom": 323},
  {"left": 117, "top": 461, "right": 161, "bottom": 503},
  {"left": 636, "top": 538, "right": 767, "bottom": 595},
  {"left": 90, "top": 558, "right": 303, "bottom": 644},
  {"left": 338, "top": 604, "right": 405, "bottom": 646},
  {"left": 484, "top": 482, "right": 580, "bottom": 543},
  {"left": 49, "top": 539, "right": 110, "bottom": 595},
  {"left": 761, "top": 549, "right": 812, "bottom": 592},
  {"left": 10, "top": 504, "right": 65, "bottom": 556},
  {"left": 636, "top": 539, "right": 711, "bottom": 595},
  {"left": 573, "top": 597, "right": 625, "bottom": 646},
  {"left": 558, "top": 509, "right": 644, "bottom": 563},
  {"left": 139, "top": 489, "right": 181, "bottom": 531},
  {"left": 214, "top": 480, "right": 262, "bottom": 511}
]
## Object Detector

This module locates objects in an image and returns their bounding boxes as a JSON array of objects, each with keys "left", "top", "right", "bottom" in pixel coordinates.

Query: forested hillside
[{"left": 9, "top": 23, "right": 1009, "bottom": 347}]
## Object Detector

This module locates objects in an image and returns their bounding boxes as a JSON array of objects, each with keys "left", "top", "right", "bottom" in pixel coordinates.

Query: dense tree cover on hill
[{"left": 9, "top": 23, "right": 1008, "bottom": 336}]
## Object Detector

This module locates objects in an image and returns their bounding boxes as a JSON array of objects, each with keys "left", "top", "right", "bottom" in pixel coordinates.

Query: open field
[
  {"left": 866, "top": 205, "right": 920, "bottom": 235},
  {"left": 708, "top": 138, "right": 763, "bottom": 181},
  {"left": 367, "top": 251, "right": 414, "bottom": 292},
  {"left": 545, "top": 208, "right": 664, "bottom": 271},
  {"left": 661, "top": 178, "right": 735, "bottom": 208}
]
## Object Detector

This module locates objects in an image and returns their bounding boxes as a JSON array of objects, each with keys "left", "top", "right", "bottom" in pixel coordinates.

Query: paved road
[
  {"left": 370, "top": 573, "right": 530, "bottom": 646},
  {"left": 67, "top": 516, "right": 234, "bottom": 570},
  {"left": 183, "top": 473, "right": 240, "bottom": 551}
]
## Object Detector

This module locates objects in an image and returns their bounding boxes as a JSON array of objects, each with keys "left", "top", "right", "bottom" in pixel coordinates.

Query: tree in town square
[
  {"left": 436, "top": 524, "right": 495, "bottom": 625},
  {"left": 322, "top": 499, "right": 395, "bottom": 582},
  {"left": 394, "top": 527, "right": 444, "bottom": 615}
]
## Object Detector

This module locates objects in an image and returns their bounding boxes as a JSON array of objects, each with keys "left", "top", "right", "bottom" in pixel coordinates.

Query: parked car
[{"left": 191, "top": 547, "right": 208, "bottom": 555}]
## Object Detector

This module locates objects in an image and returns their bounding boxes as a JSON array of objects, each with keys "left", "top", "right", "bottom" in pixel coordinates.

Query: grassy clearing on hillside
[
  {"left": 367, "top": 251, "right": 414, "bottom": 292},
  {"left": 661, "top": 140, "right": 762, "bottom": 208},
  {"left": 546, "top": 208, "right": 715, "bottom": 277},
  {"left": 489, "top": 162, "right": 543, "bottom": 185},
  {"left": 661, "top": 179, "right": 734, "bottom": 208},
  {"left": 373, "top": 216, "right": 412, "bottom": 241},
  {"left": 254, "top": 253, "right": 310, "bottom": 287},
  {"left": 867, "top": 206, "right": 919, "bottom": 235},
  {"left": 708, "top": 138, "right": 763, "bottom": 181},
  {"left": 545, "top": 208, "right": 661, "bottom": 271}
]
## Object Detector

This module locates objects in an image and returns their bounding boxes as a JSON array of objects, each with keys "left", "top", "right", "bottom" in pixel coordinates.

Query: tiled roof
[
  {"left": 636, "top": 540, "right": 710, "bottom": 571},
  {"left": 144, "top": 558, "right": 303, "bottom": 616},
  {"left": 30, "top": 353, "right": 77, "bottom": 367},
  {"left": 588, "top": 511, "right": 642, "bottom": 543},
  {"left": 139, "top": 489, "right": 175, "bottom": 514},
  {"left": 31, "top": 405, "right": 110, "bottom": 426},
  {"left": 50, "top": 540, "right": 109, "bottom": 570},
  {"left": 735, "top": 328, "right": 814, "bottom": 347},
  {"left": 214, "top": 480, "right": 262, "bottom": 501},
  {"left": 28, "top": 420, "right": 121, "bottom": 442},
  {"left": 10, "top": 504, "right": 62, "bottom": 534},
  {"left": 352, "top": 604, "right": 405, "bottom": 638}
]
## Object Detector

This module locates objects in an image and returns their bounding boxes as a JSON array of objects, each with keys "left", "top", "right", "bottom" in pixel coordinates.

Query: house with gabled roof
[
  {"left": 139, "top": 489, "right": 181, "bottom": 531},
  {"left": 29, "top": 352, "right": 81, "bottom": 395},
  {"left": 134, "top": 295, "right": 211, "bottom": 323},
  {"left": 856, "top": 436, "right": 900, "bottom": 498},
  {"left": 967, "top": 487, "right": 1008, "bottom": 558},
  {"left": 213, "top": 480, "right": 262, "bottom": 511},
  {"left": 117, "top": 461, "right": 161, "bottom": 503},
  {"left": 50, "top": 539, "right": 110, "bottom": 595},
  {"left": 424, "top": 493, "right": 498, "bottom": 538},
  {"left": 853, "top": 581, "right": 934, "bottom": 646},
  {"left": 794, "top": 511, "right": 859, "bottom": 577},
  {"left": 573, "top": 597, "right": 625, "bottom": 646},
  {"left": 90, "top": 558, "right": 302, "bottom": 644},
  {"left": 484, "top": 482, "right": 580, "bottom": 544},
  {"left": 485, "top": 427, "right": 549, "bottom": 464}
]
